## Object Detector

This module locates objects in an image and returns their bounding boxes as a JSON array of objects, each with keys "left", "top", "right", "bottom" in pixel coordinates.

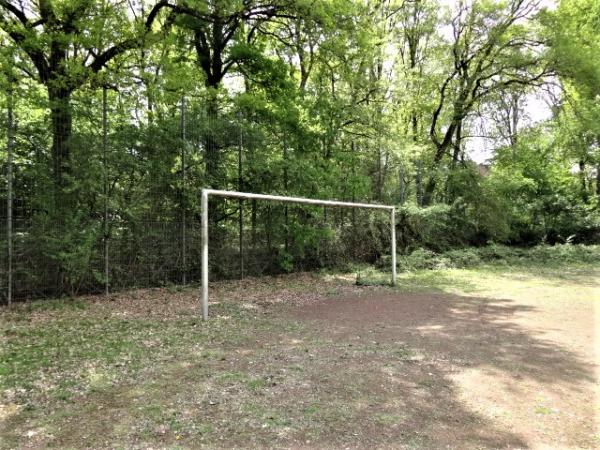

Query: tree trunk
[
  {"left": 452, "top": 119, "right": 462, "bottom": 167},
  {"left": 423, "top": 148, "right": 446, "bottom": 206},
  {"left": 422, "top": 175, "right": 435, "bottom": 206},
  {"left": 398, "top": 164, "right": 406, "bottom": 205},
  {"left": 48, "top": 86, "right": 73, "bottom": 195},
  {"left": 596, "top": 162, "right": 600, "bottom": 200},
  {"left": 425, "top": 118, "right": 457, "bottom": 206},
  {"left": 510, "top": 93, "right": 519, "bottom": 147},
  {"left": 411, "top": 113, "right": 418, "bottom": 142},
  {"left": 205, "top": 90, "right": 222, "bottom": 189},
  {"left": 446, "top": 119, "right": 463, "bottom": 203},
  {"left": 416, "top": 159, "right": 424, "bottom": 206},
  {"left": 579, "top": 160, "right": 588, "bottom": 203}
]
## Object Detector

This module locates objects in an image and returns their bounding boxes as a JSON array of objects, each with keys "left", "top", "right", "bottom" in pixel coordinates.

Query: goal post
[{"left": 201, "top": 189, "right": 397, "bottom": 320}]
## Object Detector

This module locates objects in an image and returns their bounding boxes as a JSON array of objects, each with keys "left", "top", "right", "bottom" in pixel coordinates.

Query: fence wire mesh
[{"left": 1, "top": 88, "right": 391, "bottom": 304}]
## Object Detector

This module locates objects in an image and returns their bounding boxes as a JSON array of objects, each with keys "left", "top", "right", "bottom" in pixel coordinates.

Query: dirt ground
[
  {"left": 1, "top": 266, "right": 599, "bottom": 449},
  {"left": 292, "top": 288, "right": 598, "bottom": 449}
]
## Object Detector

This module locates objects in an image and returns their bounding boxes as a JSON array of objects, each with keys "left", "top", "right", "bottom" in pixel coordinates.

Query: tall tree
[
  {"left": 173, "top": 0, "right": 295, "bottom": 189},
  {"left": 0, "top": 0, "right": 171, "bottom": 197},
  {"left": 549, "top": 0, "right": 600, "bottom": 201},
  {"left": 396, "top": 0, "right": 437, "bottom": 143},
  {"left": 422, "top": 0, "right": 551, "bottom": 205}
]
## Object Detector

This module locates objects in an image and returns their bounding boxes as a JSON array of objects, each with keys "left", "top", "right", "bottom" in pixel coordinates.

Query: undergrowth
[{"left": 383, "top": 243, "right": 600, "bottom": 273}]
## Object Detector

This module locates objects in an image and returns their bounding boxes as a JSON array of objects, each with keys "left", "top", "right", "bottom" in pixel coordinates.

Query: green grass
[
  {"left": 21, "top": 296, "right": 88, "bottom": 312},
  {"left": 1, "top": 317, "right": 196, "bottom": 393},
  {"left": 246, "top": 377, "right": 271, "bottom": 391},
  {"left": 355, "top": 243, "right": 600, "bottom": 294},
  {"left": 0, "top": 297, "right": 264, "bottom": 415}
]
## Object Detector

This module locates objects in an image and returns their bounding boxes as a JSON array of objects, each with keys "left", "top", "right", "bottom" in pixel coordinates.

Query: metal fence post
[
  {"left": 102, "top": 86, "right": 109, "bottom": 296},
  {"left": 181, "top": 96, "right": 187, "bottom": 285},
  {"left": 391, "top": 207, "right": 396, "bottom": 286},
  {"left": 238, "top": 112, "right": 243, "bottom": 279},
  {"left": 6, "top": 75, "right": 14, "bottom": 306}
]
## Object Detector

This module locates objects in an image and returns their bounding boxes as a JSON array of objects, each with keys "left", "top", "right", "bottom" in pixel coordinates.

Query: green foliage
[
  {"left": 394, "top": 243, "right": 600, "bottom": 272},
  {"left": 1, "top": 0, "right": 599, "bottom": 301},
  {"left": 396, "top": 182, "right": 510, "bottom": 252},
  {"left": 487, "top": 126, "right": 600, "bottom": 244}
]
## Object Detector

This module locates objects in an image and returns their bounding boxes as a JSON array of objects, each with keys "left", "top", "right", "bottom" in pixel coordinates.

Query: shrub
[
  {"left": 387, "top": 243, "right": 600, "bottom": 273},
  {"left": 396, "top": 198, "right": 510, "bottom": 253}
]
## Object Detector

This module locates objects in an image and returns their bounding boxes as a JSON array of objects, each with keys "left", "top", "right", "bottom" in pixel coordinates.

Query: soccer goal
[{"left": 200, "top": 189, "right": 397, "bottom": 320}]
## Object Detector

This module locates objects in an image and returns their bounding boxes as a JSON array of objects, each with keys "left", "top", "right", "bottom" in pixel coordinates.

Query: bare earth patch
[{"left": 1, "top": 267, "right": 598, "bottom": 449}]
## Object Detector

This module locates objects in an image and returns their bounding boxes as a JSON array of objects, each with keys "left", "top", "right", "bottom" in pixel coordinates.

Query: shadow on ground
[
  {"left": 1, "top": 281, "right": 596, "bottom": 449},
  {"left": 288, "top": 291, "right": 596, "bottom": 448}
]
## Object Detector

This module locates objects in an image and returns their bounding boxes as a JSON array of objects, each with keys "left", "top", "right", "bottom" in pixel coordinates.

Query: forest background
[{"left": 1, "top": 0, "right": 598, "bottom": 301}]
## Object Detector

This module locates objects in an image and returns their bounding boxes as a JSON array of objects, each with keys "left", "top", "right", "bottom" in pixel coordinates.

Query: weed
[
  {"left": 246, "top": 377, "right": 270, "bottom": 391},
  {"left": 535, "top": 406, "right": 554, "bottom": 415},
  {"left": 304, "top": 404, "right": 320, "bottom": 415},
  {"left": 374, "top": 412, "right": 405, "bottom": 425}
]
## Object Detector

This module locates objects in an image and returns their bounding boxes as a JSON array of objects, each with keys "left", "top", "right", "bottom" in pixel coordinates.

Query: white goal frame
[{"left": 201, "top": 189, "right": 397, "bottom": 320}]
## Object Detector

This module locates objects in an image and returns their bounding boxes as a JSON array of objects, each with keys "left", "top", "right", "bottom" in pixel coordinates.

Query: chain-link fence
[{"left": 1, "top": 87, "right": 392, "bottom": 304}]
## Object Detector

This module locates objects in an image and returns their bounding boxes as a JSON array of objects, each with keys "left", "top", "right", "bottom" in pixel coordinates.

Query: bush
[
  {"left": 396, "top": 199, "right": 510, "bottom": 253},
  {"left": 387, "top": 243, "right": 600, "bottom": 272},
  {"left": 525, "top": 243, "right": 600, "bottom": 264},
  {"left": 396, "top": 204, "right": 466, "bottom": 252},
  {"left": 397, "top": 248, "right": 453, "bottom": 271}
]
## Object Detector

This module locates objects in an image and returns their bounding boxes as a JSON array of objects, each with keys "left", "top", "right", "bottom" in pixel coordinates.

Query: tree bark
[
  {"left": 452, "top": 118, "right": 462, "bottom": 167},
  {"left": 422, "top": 175, "right": 435, "bottom": 206},
  {"left": 48, "top": 86, "right": 73, "bottom": 194},
  {"left": 204, "top": 90, "right": 222, "bottom": 189},
  {"left": 579, "top": 160, "right": 588, "bottom": 203},
  {"left": 422, "top": 140, "right": 452, "bottom": 206},
  {"left": 596, "top": 162, "right": 600, "bottom": 200},
  {"left": 416, "top": 158, "right": 424, "bottom": 206}
]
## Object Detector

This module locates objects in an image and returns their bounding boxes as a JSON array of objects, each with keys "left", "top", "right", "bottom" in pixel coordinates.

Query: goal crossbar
[{"left": 201, "top": 189, "right": 397, "bottom": 319}]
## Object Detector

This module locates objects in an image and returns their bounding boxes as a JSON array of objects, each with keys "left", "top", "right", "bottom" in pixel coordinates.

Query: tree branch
[{"left": 0, "top": 6, "right": 50, "bottom": 82}]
